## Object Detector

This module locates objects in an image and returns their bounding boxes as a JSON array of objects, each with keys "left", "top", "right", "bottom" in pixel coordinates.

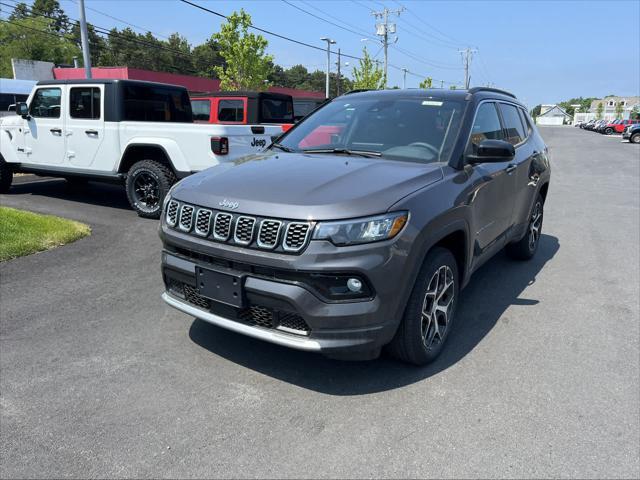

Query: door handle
[
  {"left": 50, "top": 128, "right": 62, "bottom": 135},
  {"left": 505, "top": 164, "right": 517, "bottom": 174},
  {"left": 85, "top": 129, "right": 98, "bottom": 136}
]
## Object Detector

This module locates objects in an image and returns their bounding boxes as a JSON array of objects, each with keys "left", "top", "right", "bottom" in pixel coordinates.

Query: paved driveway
[{"left": 1, "top": 127, "right": 638, "bottom": 478}]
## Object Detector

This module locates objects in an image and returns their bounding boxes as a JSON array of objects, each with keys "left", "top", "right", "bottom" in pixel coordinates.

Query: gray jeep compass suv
[{"left": 160, "top": 87, "right": 550, "bottom": 365}]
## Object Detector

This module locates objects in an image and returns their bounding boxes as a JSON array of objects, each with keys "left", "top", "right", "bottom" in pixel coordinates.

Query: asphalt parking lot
[{"left": 1, "top": 126, "right": 639, "bottom": 478}]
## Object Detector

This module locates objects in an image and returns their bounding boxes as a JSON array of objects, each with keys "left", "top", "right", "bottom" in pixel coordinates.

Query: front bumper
[{"left": 160, "top": 224, "right": 415, "bottom": 356}]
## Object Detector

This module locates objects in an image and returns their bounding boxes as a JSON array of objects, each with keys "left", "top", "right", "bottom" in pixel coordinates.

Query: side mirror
[
  {"left": 467, "top": 139, "right": 515, "bottom": 163},
  {"left": 16, "top": 102, "right": 29, "bottom": 118}
]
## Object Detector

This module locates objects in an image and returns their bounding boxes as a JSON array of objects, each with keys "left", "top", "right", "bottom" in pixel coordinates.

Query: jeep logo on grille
[
  {"left": 251, "top": 137, "right": 267, "bottom": 148},
  {"left": 219, "top": 199, "right": 239, "bottom": 210}
]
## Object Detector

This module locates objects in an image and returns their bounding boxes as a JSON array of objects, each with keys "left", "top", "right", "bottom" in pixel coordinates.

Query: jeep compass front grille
[
  {"left": 213, "top": 213, "right": 232, "bottom": 240},
  {"left": 179, "top": 205, "right": 194, "bottom": 232},
  {"left": 195, "top": 209, "right": 212, "bottom": 236},
  {"left": 284, "top": 223, "right": 312, "bottom": 252},
  {"left": 165, "top": 200, "right": 314, "bottom": 254},
  {"left": 166, "top": 200, "right": 179, "bottom": 227},
  {"left": 234, "top": 216, "right": 256, "bottom": 245}
]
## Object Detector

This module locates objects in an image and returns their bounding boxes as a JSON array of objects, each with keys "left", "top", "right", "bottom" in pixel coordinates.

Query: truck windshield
[
  {"left": 123, "top": 85, "right": 193, "bottom": 123},
  {"left": 278, "top": 96, "right": 464, "bottom": 164}
]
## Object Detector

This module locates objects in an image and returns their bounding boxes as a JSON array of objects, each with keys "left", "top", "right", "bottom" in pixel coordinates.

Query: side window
[
  {"left": 191, "top": 99, "right": 211, "bottom": 122},
  {"left": 29, "top": 88, "right": 61, "bottom": 118},
  {"left": 69, "top": 87, "right": 100, "bottom": 119},
  {"left": 518, "top": 108, "right": 533, "bottom": 136},
  {"left": 469, "top": 102, "right": 504, "bottom": 150},
  {"left": 218, "top": 99, "right": 244, "bottom": 122},
  {"left": 499, "top": 103, "right": 526, "bottom": 146}
]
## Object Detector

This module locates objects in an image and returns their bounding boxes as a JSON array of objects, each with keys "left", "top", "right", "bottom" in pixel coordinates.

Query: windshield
[{"left": 277, "top": 95, "right": 464, "bottom": 163}]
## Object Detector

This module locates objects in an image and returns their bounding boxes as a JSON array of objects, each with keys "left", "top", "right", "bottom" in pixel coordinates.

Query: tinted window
[
  {"left": 69, "top": 87, "right": 100, "bottom": 119},
  {"left": 260, "top": 98, "right": 294, "bottom": 123},
  {"left": 280, "top": 96, "right": 464, "bottom": 164},
  {"left": 29, "top": 88, "right": 61, "bottom": 118},
  {"left": 518, "top": 108, "right": 532, "bottom": 135},
  {"left": 0, "top": 93, "right": 27, "bottom": 111},
  {"left": 218, "top": 99, "right": 244, "bottom": 122},
  {"left": 470, "top": 102, "right": 504, "bottom": 149},
  {"left": 499, "top": 103, "right": 526, "bottom": 145},
  {"left": 122, "top": 85, "right": 192, "bottom": 122},
  {"left": 293, "top": 101, "right": 318, "bottom": 120},
  {"left": 191, "top": 99, "right": 211, "bottom": 121}
]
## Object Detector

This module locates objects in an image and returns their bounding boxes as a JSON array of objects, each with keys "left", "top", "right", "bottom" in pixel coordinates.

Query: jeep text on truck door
[
  {"left": 159, "top": 87, "right": 551, "bottom": 365},
  {"left": 0, "top": 80, "right": 282, "bottom": 218}
]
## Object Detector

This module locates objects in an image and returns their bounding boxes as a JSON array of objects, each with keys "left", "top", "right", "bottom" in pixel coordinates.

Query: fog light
[{"left": 347, "top": 278, "right": 362, "bottom": 292}]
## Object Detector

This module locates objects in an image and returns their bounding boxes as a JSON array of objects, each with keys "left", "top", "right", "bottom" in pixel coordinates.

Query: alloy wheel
[
  {"left": 421, "top": 265, "right": 455, "bottom": 350},
  {"left": 133, "top": 171, "right": 160, "bottom": 212},
  {"left": 529, "top": 201, "right": 543, "bottom": 250}
]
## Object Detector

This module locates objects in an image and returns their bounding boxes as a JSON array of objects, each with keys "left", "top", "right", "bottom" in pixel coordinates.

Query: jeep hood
[{"left": 172, "top": 151, "right": 443, "bottom": 220}]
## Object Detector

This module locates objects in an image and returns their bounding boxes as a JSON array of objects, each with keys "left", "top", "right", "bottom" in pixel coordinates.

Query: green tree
[
  {"left": 596, "top": 102, "right": 604, "bottom": 119},
  {"left": 531, "top": 104, "right": 542, "bottom": 119},
  {"left": 0, "top": 16, "right": 80, "bottom": 76},
  {"left": 558, "top": 97, "right": 598, "bottom": 117},
  {"left": 631, "top": 105, "right": 640, "bottom": 121},
  {"left": 212, "top": 9, "right": 273, "bottom": 90},
  {"left": 192, "top": 39, "right": 225, "bottom": 78},
  {"left": 352, "top": 47, "right": 384, "bottom": 90},
  {"left": 8, "top": 2, "right": 29, "bottom": 20},
  {"left": 30, "top": 0, "right": 69, "bottom": 33},
  {"left": 419, "top": 77, "right": 433, "bottom": 89},
  {"left": 449, "top": 85, "right": 457, "bottom": 90},
  {"left": 615, "top": 101, "right": 624, "bottom": 119}
]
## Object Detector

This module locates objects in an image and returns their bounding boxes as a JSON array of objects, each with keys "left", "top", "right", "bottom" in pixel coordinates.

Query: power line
[
  {"left": 392, "top": 0, "right": 466, "bottom": 47},
  {"left": 281, "top": 0, "right": 375, "bottom": 40}
]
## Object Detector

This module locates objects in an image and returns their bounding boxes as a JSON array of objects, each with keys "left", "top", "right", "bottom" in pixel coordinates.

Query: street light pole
[
  {"left": 320, "top": 37, "right": 335, "bottom": 98},
  {"left": 78, "top": 0, "right": 92, "bottom": 79},
  {"left": 402, "top": 68, "right": 408, "bottom": 89}
]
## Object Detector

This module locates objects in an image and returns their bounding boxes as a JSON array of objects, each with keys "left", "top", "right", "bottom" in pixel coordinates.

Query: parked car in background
[
  {"left": 0, "top": 80, "right": 281, "bottom": 217},
  {"left": 622, "top": 123, "right": 640, "bottom": 143},
  {"left": 583, "top": 119, "right": 598, "bottom": 130},
  {"left": 159, "top": 87, "right": 550, "bottom": 365},
  {"left": 603, "top": 118, "right": 637, "bottom": 134},
  {"left": 191, "top": 91, "right": 295, "bottom": 132},
  {"left": 293, "top": 97, "right": 327, "bottom": 122}
]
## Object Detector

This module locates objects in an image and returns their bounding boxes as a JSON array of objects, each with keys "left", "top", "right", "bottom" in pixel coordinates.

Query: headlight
[{"left": 312, "top": 212, "right": 408, "bottom": 246}]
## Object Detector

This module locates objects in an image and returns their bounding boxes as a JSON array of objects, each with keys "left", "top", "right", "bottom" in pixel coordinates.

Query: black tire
[
  {"left": 387, "top": 247, "right": 459, "bottom": 366},
  {"left": 604, "top": 127, "right": 613, "bottom": 135},
  {"left": 125, "top": 160, "right": 176, "bottom": 219},
  {"left": 631, "top": 132, "right": 640, "bottom": 144},
  {"left": 0, "top": 158, "right": 13, "bottom": 194},
  {"left": 506, "top": 194, "right": 544, "bottom": 261}
]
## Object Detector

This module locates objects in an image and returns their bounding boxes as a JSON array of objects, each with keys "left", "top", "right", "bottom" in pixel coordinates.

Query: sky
[{"left": 49, "top": 0, "right": 640, "bottom": 107}]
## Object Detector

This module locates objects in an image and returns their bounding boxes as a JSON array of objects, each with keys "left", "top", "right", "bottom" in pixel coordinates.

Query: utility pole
[
  {"left": 440, "top": 80, "right": 444, "bottom": 89},
  {"left": 336, "top": 49, "right": 341, "bottom": 96},
  {"left": 320, "top": 37, "right": 335, "bottom": 98},
  {"left": 371, "top": 6, "right": 404, "bottom": 89},
  {"left": 78, "top": 0, "right": 92, "bottom": 79},
  {"left": 458, "top": 47, "right": 477, "bottom": 89},
  {"left": 401, "top": 68, "right": 408, "bottom": 89}
]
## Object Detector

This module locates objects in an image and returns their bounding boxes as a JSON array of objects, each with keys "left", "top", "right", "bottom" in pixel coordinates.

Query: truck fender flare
[{"left": 118, "top": 138, "right": 190, "bottom": 173}]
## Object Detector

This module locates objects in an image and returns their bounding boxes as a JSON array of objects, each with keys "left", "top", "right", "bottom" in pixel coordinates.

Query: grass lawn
[{"left": 0, "top": 207, "right": 91, "bottom": 262}]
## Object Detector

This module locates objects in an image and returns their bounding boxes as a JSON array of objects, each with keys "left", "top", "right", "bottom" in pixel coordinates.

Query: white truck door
[
  {"left": 65, "top": 85, "right": 105, "bottom": 167},
  {"left": 24, "top": 86, "right": 66, "bottom": 165}
]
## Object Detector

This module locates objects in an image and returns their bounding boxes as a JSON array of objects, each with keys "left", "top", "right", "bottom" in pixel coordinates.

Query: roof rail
[
  {"left": 342, "top": 89, "right": 372, "bottom": 95},
  {"left": 468, "top": 87, "right": 516, "bottom": 99}
]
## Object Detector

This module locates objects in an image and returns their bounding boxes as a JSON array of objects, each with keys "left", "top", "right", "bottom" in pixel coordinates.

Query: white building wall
[
  {"left": 536, "top": 116, "right": 564, "bottom": 126},
  {"left": 11, "top": 59, "right": 54, "bottom": 81}
]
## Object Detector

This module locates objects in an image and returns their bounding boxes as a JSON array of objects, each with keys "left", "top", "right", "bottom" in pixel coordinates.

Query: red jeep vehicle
[
  {"left": 602, "top": 119, "right": 636, "bottom": 135},
  {"left": 190, "top": 91, "right": 295, "bottom": 132}
]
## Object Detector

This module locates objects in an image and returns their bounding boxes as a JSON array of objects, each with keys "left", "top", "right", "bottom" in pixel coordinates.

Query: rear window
[
  {"left": 260, "top": 97, "right": 294, "bottom": 123},
  {"left": 122, "top": 85, "right": 192, "bottom": 122},
  {"left": 70, "top": 87, "right": 101, "bottom": 119},
  {"left": 191, "top": 99, "right": 211, "bottom": 122},
  {"left": 218, "top": 99, "right": 244, "bottom": 122}
]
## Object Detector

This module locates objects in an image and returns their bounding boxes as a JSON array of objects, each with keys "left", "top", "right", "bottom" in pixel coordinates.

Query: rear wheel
[
  {"left": 631, "top": 132, "right": 640, "bottom": 144},
  {"left": 506, "top": 194, "right": 543, "bottom": 260},
  {"left": 125, "top": 160, "right": 176, "bottom": 219},
  {"left": 0, "top": 159, "right": 13, "bottom": 194},
  {"left": 604, "top": 127, "right": 613, "bottom": 135},
  {"left": 387, "top": 247, "right": 459, "bottom": 366}
]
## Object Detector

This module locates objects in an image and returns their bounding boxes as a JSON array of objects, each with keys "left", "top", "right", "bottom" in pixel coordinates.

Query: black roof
[
  {"left": 340, "top": 87, "right": 522, "bottom": 106},
  {"left": 36, "top": 78, "right": 187, "bottom": 89}
]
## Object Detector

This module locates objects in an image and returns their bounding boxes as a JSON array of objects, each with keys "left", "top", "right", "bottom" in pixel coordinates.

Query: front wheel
[
  {"left": 0, "top": 159, "right": 13, "bottom": 194},
  {"left": 604, "top": 127, "right": 614, "bottom": 135},
  {"left": 506, "top": 194, "right": 544, "bottom": 260},
  {"left": 387, "top": 248, "right": 459, "bottom": 366},
  {"left": 631, "top": 132, "right": 640, "bottom": 144},
  {"left": 125, "top": 160, "right": 176, "bottom": 219}
]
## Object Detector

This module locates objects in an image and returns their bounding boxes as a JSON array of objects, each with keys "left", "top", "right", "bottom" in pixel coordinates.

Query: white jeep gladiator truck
[{"left": 0, "top": 79, "right": 282, "bottom": 218}]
